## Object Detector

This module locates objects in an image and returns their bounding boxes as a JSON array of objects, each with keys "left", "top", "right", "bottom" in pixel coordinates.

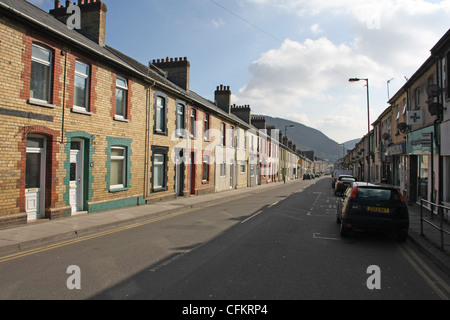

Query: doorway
[
  {"left": 69, "top": 139, "right": 84, "bottom": 213},
  {"left": 25, "top": 136, "right": 46, "bottom": 221}
]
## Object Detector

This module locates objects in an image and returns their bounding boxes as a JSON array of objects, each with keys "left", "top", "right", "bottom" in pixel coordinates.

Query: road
[{"left": 1, "top": 177, "right": 449, "bottom": 304}]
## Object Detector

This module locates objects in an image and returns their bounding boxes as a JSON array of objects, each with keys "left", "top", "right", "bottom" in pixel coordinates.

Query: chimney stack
[
  {"left": 231, "top": 104, "right": 252, "bottom": 124},
  {"left": 151, "top": 57, "right": 190, "bottom": 91},
  {"left": 215, "top": 85, "right": 232, "bottom": 114},
  {"left": 251, "top": 116, "right": 267, "bottom": 130},
  {"left": 50, "top": 0, "right": 108, "bottom": 45}
]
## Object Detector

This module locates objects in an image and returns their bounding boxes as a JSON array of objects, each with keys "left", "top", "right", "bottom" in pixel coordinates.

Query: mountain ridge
[{"left": 259, "top": 115, "right": 360, "bottom": 161}]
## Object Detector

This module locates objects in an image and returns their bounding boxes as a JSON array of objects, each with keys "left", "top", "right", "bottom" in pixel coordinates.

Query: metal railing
[{"left": 420, "top": 199, "right": 450, "bottom": 251}]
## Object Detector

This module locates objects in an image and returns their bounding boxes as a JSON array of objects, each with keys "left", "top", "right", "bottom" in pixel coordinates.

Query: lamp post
[
  {"left": 349, "top": 78, "right": 371, "bottom": 182},
  {"left": 284, "top": 125, "right": 294, "bottom": 182},
  {"left": 285, "top": 124, "right": 294, "bottom": 139}
]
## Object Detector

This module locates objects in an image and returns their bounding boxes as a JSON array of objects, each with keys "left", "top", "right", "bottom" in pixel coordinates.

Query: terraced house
[
  {"left": 344, "top": 27, "right": 450, "bottom": 210},
  {"left": 0, "top": 0, "right": 304, "bottom": 228}
]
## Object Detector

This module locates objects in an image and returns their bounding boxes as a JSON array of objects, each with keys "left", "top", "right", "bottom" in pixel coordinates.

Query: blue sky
[{"left": 29, "top": 0, "right": 450, "bottom": 143}]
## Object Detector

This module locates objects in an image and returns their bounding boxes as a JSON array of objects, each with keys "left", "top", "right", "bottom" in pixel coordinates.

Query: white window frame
[
  {"left": 110, "top": 146, "right": 126, "bottom": 190},
  {"left": 202, "top": 155, "right": 210, "bottom": 182},
  {"left": 190, "top": 108, "right": 197, "bottom": 138},
  {"left": 204, "top": 113, "right": 210, "bottom": 141},
  {"left": 176, "top": 103, "right": 185, "bottom": 137},
  {"left": 74, "top": 61, "right": 90, "bottom": 112},
  {"left": 156, "top": 96, "right": 166, "bottom": 133},
  {"left": 30, "top": 44, "right": 53, "bottom": 104},
  {"left": 220, "top": 162, "right": 226, "bottom": 178},
  {"left": 115, "top": 76, "right": 128, "bottom": 120},
  {"left": 153, "top": 154, "right": 165, "bottom": 189}
]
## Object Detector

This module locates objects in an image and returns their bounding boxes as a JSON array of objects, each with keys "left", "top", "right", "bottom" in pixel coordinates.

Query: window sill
[
  {"left": 109, "top": 186, "right": 130, "bottom": 193},
  {"left": 72, "top": 108, "right": 93, "bottom": 116},
  {"left": 28, "top": 98, "right": 56, "bottom": 109},
  {"left": 114, "top": 116, "right": 130, "bottom": 122},
  {"left": 151, "top": 187, "right": 168, "bottom": 193},
  {"left": 154, "top": 131, "right": 168, "bottom": 136}
]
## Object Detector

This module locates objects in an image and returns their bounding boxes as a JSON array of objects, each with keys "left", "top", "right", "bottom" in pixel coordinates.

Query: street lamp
[
  {"left": 284, "top": 125, "right": 295, "bottom": 182},
  {"left": 349, "top": 77, "right": 371, "bottom": 182},
  {"left": 285, "top": 124, "right": 294, "bottom": 139}
]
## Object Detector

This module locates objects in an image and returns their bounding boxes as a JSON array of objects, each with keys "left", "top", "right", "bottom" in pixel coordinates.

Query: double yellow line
[
  {"left": 397, "top": 244, "right": 450, "bottom": 300},
  {"left": 0, "top": 209, "right": 196, "bottom": 264},
  {"left": 0, "top": 190, "right": 262, "bottom": 264}
]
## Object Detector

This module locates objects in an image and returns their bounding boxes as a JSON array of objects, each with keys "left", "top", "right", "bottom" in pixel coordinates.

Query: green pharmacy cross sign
[{"left": 407, "top": 111, "right": 423, "bottom": 125}]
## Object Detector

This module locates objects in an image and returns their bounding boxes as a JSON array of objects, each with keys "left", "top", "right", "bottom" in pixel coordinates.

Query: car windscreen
[
  {"left": 340, "top": 177, "right": 355, "bottom": 182},
  {"left": 356, "top": 187, "right": 401, "bottom": 203}
]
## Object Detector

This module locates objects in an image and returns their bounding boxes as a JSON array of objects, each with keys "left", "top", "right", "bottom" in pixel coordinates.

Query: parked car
[
  {"left": 334, "top": 175, "right": 356, "bottom": 195},
  {"left": 332, "top": 169, "right": 353, "bottom": 188},
  {"left": 336, "top": 182, "right": 409, "bottom": 241},
  {"left": 303, "top": 173, "right": 311, "bottom": 180}
]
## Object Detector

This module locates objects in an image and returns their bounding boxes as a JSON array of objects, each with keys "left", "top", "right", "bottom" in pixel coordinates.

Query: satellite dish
[
  {"left": 398, "top": 122, "right": 408, "bottom": 133},
  {"left": 428, "top": 102, "right": 443, "bottom": 116},
  {"left": 427, "top": 84, "right": 442, "bottom": 98}
]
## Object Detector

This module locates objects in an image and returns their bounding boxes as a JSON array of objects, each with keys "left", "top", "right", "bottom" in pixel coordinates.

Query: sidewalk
[
  {"left": 407, "top": 203, "right": 450, "bottom": 276},
  {"left": 1, "top": 179, "right": 449, "bottom": 277}
]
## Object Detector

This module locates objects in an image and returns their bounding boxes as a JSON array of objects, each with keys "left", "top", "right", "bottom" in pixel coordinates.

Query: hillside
[{"left": 260, "top": 115, "right": 354, "bottom": 162}]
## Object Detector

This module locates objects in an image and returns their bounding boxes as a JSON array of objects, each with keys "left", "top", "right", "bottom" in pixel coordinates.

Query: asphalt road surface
[{"left": 1, "top": 177, "right": 449, "bottom": 305}]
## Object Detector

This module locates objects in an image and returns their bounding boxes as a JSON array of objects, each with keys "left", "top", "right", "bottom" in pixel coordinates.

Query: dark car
[
  {"left": 336, "top": 182, "right": 409, "bottom": 241},
  {"left": 334, "top": 175, "right": 356, "bottom": 195},
  {"left": 303, "top": 173, "right": 311, "bottom": 180}
]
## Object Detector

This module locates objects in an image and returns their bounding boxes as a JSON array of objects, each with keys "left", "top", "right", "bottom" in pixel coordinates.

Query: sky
[{"left": 29, "top": 0, "right": 450, "bottom": 144}]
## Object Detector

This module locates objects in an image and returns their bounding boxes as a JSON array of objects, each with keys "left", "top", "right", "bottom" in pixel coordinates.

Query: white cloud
[
  {"left": 211, "top": 17, "right": 225, "bottom": 28},
  {"left": 310, "top": 24, "right": 323, "bottom": 35},
  {"left": 234, "top": 0, "right": 450, "bottom": 142},
  {"left": 234, "top": 36, "right": 393, "bottom": 142}
]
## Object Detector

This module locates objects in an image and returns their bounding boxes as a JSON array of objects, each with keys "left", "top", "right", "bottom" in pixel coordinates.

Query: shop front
[{"left": 408, "top": 126, "right": 437, "bottom": 204}]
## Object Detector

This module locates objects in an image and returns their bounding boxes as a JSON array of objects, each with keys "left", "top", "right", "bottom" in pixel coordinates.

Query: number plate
[{"left": 368, "top": 206, "right": 389, "bottom": 213}]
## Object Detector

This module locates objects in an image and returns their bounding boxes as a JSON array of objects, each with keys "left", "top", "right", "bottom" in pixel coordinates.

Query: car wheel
[{"left": 340, "top": 220, "right": 349, "bottom": 237}]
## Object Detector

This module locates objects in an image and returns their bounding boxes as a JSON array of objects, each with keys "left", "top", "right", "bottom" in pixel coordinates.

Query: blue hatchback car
[{"left": 336, "top": 182, "right": 409, "bottom": 241}]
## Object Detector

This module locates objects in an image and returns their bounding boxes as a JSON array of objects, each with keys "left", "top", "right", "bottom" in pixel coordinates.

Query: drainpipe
[
  {"left": 60, "top": 49, "right": 67, "bottom": 144},
  {"left": 144, "top": 80, "right": 156, "bottom": 201}
]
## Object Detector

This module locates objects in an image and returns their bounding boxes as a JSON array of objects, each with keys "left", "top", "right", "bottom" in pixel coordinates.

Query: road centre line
[
  {"left": 0, "top": 182, "right": 314, "bottom": 263},
  {"left": 313, "top": 233, "right": 341, "bottom": 241}
]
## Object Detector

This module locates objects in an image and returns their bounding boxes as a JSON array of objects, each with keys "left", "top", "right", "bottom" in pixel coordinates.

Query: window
[
  {"left": 414, "top": 88, "right": 421, "bottom": 109},
  {"left": 153, "top": 154, "right": 165, "bottom": 189},
  {"left": 190, "top": 108, "right": 197, "bottom": 138},
  {"left": 176, "top": 103, "right": 185, "bottom": 137},
  {"left": 402, "top": 99, "right": 407, "bottom": 114},
  {"left": 110, "top": 147, "right": 126, "bottom": 189},
  {"left": 74, "top": 61, "right": 90, "bottom": 111},
  {"left": 240, "top": 161, "right": 246, "bottom": 174},
  {"left": 30, "top": 44, "right": 52, "bottom": 103},
  {"left": 156, "top": 96, "right": 166, "bottom": 133},
  {"left": 220, "top": 162, "right": 226, "bottom": 177},
  {"left": 230, "top": 126, "right": 235, "bottom": 148},
  {"left": 115, "top": 76, "right": 128, "bottom": 119},
  {"left": 151, "top": 145, "right": 168, "bottom": 192},
  {"left": 202, "top": 155, "right": 210, "bottom": 181},
  {"left": 236, "top": 129, "right": 240, "bottom": 149},
  {"left": 221, "top": 123, "right": 226, "bottom": 146},
  {"left": 204, "top": 113, "right": 210, "bottom": 141}
]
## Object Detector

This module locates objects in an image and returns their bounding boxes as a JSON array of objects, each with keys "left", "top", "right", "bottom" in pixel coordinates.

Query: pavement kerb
[
  {"left": 0, "top": 179, "right": 312, "bottom": 257},
  {"left": 407, "top": 229, "right": 450, "bottom": 277}
]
